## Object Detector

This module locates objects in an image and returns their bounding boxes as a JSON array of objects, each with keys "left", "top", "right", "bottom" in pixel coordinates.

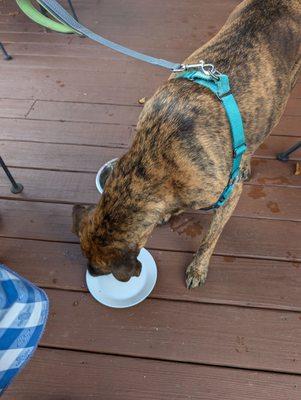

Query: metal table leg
[
  {"left": 277, "top": 141, "right": 301, "bottom": 162},
  {"left": 67, "top": 0, "right": 79, "bottom": 21},
  {"left": 0, "top": 42, "right": 12, "bottom": 61},
  {"left": 40, "top": 0, "right": 79, "bottom": 21},
  {"left": 0, "top": 157, "right": 24, "bottom": 194}
]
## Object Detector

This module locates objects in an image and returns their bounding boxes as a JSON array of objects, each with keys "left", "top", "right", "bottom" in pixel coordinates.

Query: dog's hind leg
[
  {"left": 158, "top": 213, "right": 173, "bottom": 226},
  {"left": 158, "top": 209, "right": 183, "bottom": 226},
  {"left": 186, "top": 182, "right": 243, "bottom": 289}
]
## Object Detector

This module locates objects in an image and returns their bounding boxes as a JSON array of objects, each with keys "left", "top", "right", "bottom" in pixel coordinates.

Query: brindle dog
[{"left": 73, "top": 0, "right": 301, "bottom": 288}]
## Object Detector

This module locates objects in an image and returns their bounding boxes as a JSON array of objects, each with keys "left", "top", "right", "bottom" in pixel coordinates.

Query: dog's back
[
  {"left": 74, "top": 0, "right": 301, "bottom": 287},
  {"left": 182, "top": 0, "right": 301, "bottom": 151}
]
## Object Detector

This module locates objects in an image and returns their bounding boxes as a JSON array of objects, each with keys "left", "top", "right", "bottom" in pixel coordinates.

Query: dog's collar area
[{"left": 175, "top": 68, "right": 247, "bottom": 210}]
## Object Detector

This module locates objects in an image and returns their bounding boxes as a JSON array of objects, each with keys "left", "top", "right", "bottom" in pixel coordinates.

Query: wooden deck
[{"left": 1, "top": 0, "right": 301, "bottom": 398}]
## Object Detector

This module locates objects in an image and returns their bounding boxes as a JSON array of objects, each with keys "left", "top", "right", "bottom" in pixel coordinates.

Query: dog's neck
[{"left": 92, "top": 159, "right": 171, "bottom": 250}]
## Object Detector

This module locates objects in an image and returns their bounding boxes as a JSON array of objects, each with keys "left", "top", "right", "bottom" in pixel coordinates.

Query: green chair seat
[{"left": 16, "top": 0, "right": 76, "bottom": 33}]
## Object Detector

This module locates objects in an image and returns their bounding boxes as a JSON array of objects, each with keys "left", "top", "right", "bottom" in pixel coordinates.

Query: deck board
[
  {"left": 1, "top": 237, "right": 300, "bottom": 311},
  {"left": 1, "top": 67, "right": 300, "bottom": 106},
  {"left": 0, "top": 117, "right": 135, "bottom": 147},
  {"left": 0, "top": 200, "right": 300, "bottom": 261},
  {"left": 0, "top": 118, "right": 299, "bottom": 149},
  {"left": 0, "top": 168, "right": 300, "bottom": 221},
  {"left": 0, "top": 0, "right": 300, "bottom": 397},
  {"left": 0, "top": 99, "right": 34, "bottom": 118},
  {"left": 29, "top": 288, "right": 301, "bottom": 374},
  {"left": 1, "top": 137, "right": 300, "bottom": 174},
  {"left": 4, "top": 348, "right": 301, "bottom": 400}
]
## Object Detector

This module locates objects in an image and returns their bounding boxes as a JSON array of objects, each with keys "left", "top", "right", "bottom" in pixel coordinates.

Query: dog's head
[{"left": 72, "top": 204, "right": 142, "bottom": 282}]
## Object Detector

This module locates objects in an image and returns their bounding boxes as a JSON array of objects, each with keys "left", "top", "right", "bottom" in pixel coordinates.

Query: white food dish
[
  {"left": 95, "top": 158, "right": 118, "bottom": 194},
  {"left": 86, "top": 248, "right": 157, "bottom": 308}
]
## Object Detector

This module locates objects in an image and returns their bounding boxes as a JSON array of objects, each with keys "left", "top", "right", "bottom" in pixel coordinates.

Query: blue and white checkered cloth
[{"left": 0, "top": 264, "right": 49, "bottom": 395}]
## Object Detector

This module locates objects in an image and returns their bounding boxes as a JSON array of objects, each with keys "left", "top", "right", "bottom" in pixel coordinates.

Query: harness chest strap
[{"left": 176, "top": 71, "right": 247, "bottom": 209}]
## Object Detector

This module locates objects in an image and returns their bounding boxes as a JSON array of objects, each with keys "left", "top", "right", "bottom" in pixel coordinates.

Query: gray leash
[{"left": 38, "top": 0, "right": 184, "bottom": 71}]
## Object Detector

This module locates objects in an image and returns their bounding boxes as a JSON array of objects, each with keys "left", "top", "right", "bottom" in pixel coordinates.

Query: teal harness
[
  {"left": 33, "top": 0, "right": 247, "bottom": 210},
  {"left": 176, "top": 69, "right": 247, "bottom": 209}
]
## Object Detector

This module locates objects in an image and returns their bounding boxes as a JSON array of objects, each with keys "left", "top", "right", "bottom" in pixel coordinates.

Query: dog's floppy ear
[
  {"left": 72, "top": 204, "right": 86, "bottom": 236},
  {"left": 72, "top": 204, "right": 90, "bottom": 236}
]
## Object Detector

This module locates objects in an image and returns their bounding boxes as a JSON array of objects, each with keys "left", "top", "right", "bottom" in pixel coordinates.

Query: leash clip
[
  {"left": 173, "top": 63, "right": 203, "bottom": 72},
  {"left": 173, "top": 60, "right": 221, "bottom": 80}
]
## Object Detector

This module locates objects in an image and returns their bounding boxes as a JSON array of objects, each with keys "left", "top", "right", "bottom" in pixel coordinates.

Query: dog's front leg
[
  {"left": 186, "top": 183, "right": 243, "bottom": 289},
  {"left": 241, "top": 156, "right": 252, "bottom": 182}
]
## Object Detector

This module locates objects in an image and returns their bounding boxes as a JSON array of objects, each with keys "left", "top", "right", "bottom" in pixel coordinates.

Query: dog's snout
[
  {"left": 87, "top": 263, "right": 99, "bottom": 276},
  {"left": 134, "top": 260, "right": 142, "bottom": 277}
]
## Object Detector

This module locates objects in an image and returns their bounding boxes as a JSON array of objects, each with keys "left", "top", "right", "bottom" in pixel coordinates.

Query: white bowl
[
  {"left": 86, "top": 248, "right": 157, "bottom": 308},
  {"left": 95, "top": 158, "right": 118, "bottom": 194}
]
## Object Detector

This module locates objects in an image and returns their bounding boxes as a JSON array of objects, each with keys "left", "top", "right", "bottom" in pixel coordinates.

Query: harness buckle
[
  {"left": 217, "top": 90, "right": 232, "bottom": 101},
  {"left": 233, "top": 143, "right": 247, "bottom": 158},
  {"left": 229, "top": 175, "right": 240, "bottom": 186}
]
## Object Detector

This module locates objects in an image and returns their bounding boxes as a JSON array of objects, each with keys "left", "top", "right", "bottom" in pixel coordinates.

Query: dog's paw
[
  {"left": 241, "top": 169, "right": 252, "bottom": 182},
  {"left": 241, "top": 163, "right": 252, "bottom": 182},
  {"left": 157, "top": 213, "right": 172, "bottom": 226},
  {"left": 185, "top": 263, "right": 208, "bottom": 289}
]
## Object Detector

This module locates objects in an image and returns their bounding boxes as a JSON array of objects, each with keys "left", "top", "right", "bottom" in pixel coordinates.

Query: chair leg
[
  {"left": 40, "top": 4, "right": 48, "bottom": 16},
  {"left": 67, "top": 0, "right": 79, "bottom": 21},
  {"left": 277, "top": 141, "right": 301, "bottom": 162},
  {"left": 0, "top": 157, "right": 24, "bottom": 194},
  {"left": 0, "top": 42, "right": 12, "bottom": 61}
]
